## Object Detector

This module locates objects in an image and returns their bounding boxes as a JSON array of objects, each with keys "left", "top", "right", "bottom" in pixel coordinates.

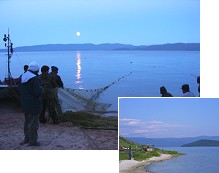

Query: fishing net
[
  {"left": 58, "top": 72, "right": 132, "bottom": 114},
  {"left": 58, "top": 88, "right": 111, "bottom": 113}
]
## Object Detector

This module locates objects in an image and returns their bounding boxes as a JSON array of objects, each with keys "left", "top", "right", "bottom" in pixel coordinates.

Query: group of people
[
  {"left": 160, "top": 76, "right": 200, "bottom": 97},
  {"left": 18, "top": 61, "right": 63, "bottom": 146}
]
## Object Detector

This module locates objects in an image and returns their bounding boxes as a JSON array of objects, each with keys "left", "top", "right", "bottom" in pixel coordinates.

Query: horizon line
[{"left": 15, "top": 42, "right": 200, "bottom": 47}]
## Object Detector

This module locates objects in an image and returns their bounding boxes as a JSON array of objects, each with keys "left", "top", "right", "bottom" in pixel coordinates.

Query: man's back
[
  {"left": 49, "top": 72, "right": 63, "bottom": 88},
  {"left": 40, "top": 73, "right": 56, "bottom": 98}
]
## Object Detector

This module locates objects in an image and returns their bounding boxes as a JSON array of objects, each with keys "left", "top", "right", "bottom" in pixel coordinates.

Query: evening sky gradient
[{"left": 0, "top": 0, "right": 200, "bottom": 47}]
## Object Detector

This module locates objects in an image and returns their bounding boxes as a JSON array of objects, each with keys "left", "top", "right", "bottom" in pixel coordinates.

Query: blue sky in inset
[
  {"left": 119, "top": 98, "right": 219, "bottom": 138},
  {"left": 0, "top": 0, "right": 199, "bottom": 47}
]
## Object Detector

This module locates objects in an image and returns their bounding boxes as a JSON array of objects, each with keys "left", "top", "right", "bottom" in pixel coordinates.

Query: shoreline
[{"left": 119, "top": 154, "right": 173, "bottom": 173}]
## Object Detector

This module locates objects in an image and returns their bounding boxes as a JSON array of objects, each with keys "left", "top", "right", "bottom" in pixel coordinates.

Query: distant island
[
  {"left": 182, "top": 139, "right": 219, "bottom": 147},
  {"left": 1, "top": 43, "right": 200, "bottom": 52}
]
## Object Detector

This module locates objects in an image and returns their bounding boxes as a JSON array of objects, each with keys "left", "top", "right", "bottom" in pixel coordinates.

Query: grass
[
  {"left": 62, "top": 111, "right": 118, "bottom": 129},
  {"left": 133, "top": 150, "right": 160, "bottom": 161},
  {"left": 120, "top": 149, "right": 161, "bottom": 161},
  {"left": 119, "top": 151, "right": 129, "bottom": 160}
]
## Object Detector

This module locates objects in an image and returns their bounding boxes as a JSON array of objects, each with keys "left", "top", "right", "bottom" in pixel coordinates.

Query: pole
[
  {"left": 7, "top": 29, "right": 10, "bottom": 83},
  {"left": 7, "top": 28, "right": 12, "bottom": 85}
]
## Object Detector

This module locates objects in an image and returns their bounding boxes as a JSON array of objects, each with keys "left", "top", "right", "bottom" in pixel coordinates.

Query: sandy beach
[
  {"left": 119, "top": 154, "right": 173, "bottom": 173},
  {"left": 0, "top": 100, "right": 118, "bottom": 150}
]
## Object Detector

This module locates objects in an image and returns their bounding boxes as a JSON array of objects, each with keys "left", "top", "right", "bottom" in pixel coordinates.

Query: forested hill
[
  {"left": 0, "top": 43, "right": 200, "bottom": 52},
  {"left": 182, "top": 139, "right": 219, "bottom": 147}
]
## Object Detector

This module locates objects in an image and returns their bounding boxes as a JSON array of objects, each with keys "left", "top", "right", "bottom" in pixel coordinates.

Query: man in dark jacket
[
  {"left": 50, "top": 66, "right": 63, "bottom": 88},
  {"left": 197, "top": 76, "right": 200, "bottom": 96},
  {"left": 19, "top": 61, "right": 43, "bottom": 146},
  {"left": 160, "top": 86, "right": 173, "bottom": 97},
  {"left": 39, "top": 65, "right": 59, "bottom": 124},
  {"left": 49, "top": 66, "right": 63, "bottom": 116}
]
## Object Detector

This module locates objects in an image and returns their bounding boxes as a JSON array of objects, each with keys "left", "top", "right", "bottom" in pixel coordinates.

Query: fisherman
[
  {"left": 24, "top": 65, "right": 29, "bottom": 73},
  {"left": 39, "top": 65, "right": 59, "bottom": 124},
  {"left": 197, "top": 76, "right": 200, "bottom": 96},
  {"left": 18, "top": 61, "right": 43, "bottom": 146},
  {"left": 49, "top": 66, "right": 63, "bottom": 116},
  {"left": 160, "top": 86, "right": 173, "bottom": 97},
  {"left": 15, "top": 65, "right": 29, "bottom": 85},
  {"left": 181, "top": 84, "right": 195, "bottom": 97},
  {"left": 50, "top": 66, "right": 63, "bottom": 88},
  {"left": 128, "top": 146, "right": 132, "bottom": 160}
]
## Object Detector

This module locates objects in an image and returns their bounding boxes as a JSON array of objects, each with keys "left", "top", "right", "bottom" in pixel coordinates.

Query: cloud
[
  {"left": 119, "top": 118, "right": 188, "bottom": 137},
  {"left": 145, "top": 120, "right": 186, "bottom": 129},
  {"left": 120, "top": 119, "right": 141, "bottom": 126}
]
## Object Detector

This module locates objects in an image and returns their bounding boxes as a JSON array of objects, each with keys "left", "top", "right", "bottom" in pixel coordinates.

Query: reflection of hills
[
  {"left": 3, "top": 43, "right": 200, "bottom": 52},
  {"left": 182, "top": 139, "right": 219, "bottom": 147},
  {"left": 127, "top": 136, "right": 219, "bottom": 147}
]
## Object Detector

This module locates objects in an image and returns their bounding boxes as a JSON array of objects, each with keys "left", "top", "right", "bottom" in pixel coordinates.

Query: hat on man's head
[
  {"left": 51, "top": 66, "right": 58, "bottom": 71},
  {"left": 28, "top": 61, "right": 40, "bottom": 72}
]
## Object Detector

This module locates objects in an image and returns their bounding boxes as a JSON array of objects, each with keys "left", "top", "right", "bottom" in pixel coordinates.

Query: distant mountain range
[
  {"left": 126, "top": 136, "right": 219, "bottom": 147},
  {"left": 182, "top": 139, "right": 219, "bottom": 147},
  {"left": 1, "top": 43, "right": 200, "bottom": 52}
]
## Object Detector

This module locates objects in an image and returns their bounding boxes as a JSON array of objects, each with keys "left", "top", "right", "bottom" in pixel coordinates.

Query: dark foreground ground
[{"left": 0, "top": 98, "right": 118, "bottom": 150}]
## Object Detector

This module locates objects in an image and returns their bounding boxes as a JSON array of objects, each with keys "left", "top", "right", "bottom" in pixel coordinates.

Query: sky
[
  {"left": 119, "top": 98, "right": 219, "bottom": 138},
  {"left": 0, "top": 0, "right": 200, "bottom": 47}
]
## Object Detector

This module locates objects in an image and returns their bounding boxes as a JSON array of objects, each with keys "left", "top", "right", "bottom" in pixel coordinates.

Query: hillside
[
  {"left": 182, "top": 139, "right": 219, "bottom": 147},
  {"left": 0, "top": 43, "right": 200, "bottom": 52},
  {"left": 119, "top": 136, "right": 142, "bottom": 149}
]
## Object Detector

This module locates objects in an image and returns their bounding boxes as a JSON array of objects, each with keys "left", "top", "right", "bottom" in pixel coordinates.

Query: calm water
[
  {"left": 0, "top": 51, "right": 200, "bottom": 110},
  {"left": 148, "top": 147, "right": 219, "bottom": 173}
]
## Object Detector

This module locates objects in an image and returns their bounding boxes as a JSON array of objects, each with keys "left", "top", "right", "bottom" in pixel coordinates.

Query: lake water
[
  {"left": 148, "top": 147, "right": 219, "bottom": 173},
  {"left": 0, "top": 51, "right": 200, "bottom": 110}
]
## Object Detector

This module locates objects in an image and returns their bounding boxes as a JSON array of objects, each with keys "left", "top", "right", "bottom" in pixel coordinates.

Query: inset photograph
[{"left": 119, "top": 98, "right": 219, "bottom": 173}]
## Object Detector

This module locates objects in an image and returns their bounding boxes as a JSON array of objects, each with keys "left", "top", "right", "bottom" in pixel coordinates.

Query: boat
[{"left": 0, "top": 29, "right": 19, "bottom": 99}]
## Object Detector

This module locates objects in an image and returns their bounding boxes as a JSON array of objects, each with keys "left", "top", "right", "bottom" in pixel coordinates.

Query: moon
[{"left": 76, "top": 32, "right": 80, "bottom": 37}]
